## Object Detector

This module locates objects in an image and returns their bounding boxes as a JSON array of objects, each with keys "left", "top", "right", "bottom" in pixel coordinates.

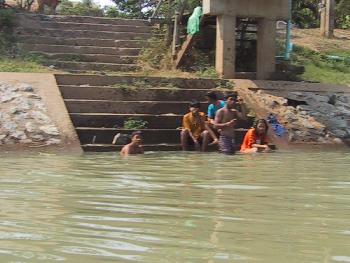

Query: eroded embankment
[{"left": 235, "top": 80, "right": 350, "bottom": 149}]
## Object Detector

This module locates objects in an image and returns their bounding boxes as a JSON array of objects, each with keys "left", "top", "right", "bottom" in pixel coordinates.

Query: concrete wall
[
  {"left": 0, "top": 72, "right": 82, "bottom": 154},
  {"left": 203, "top": 0, "right": 289, "bottom": 20}
]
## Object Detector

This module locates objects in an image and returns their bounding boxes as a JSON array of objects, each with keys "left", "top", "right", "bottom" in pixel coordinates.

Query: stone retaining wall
[
  {"left": 0, "top": 72, "right": 82, "bottom": 154},
  {"left": 0, "top": 82, "right": 61, "bottom": 146}
]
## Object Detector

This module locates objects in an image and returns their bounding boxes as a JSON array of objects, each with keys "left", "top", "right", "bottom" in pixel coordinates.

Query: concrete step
[
  {"left": 82, "top": 143, "right": 181, "bottom": 152},
  {"left": 25, "top": 21, "right": 152, "bottom": 33},
  {"left": 17, "top": 27, "right": 151, "bottom": 40},
  {"left": 59, "top": 86, "right": 215, "bottom": 101},
  {"left": 76, "top": 128, "right": 180, "bottom": 144},
  {"left": 70, "top": 113, "right": 183, "bottom": 129},
  {"left": 70, "top": 113, "right": 253, "bottom": 129},
  {"left": 17, "top": 36, "right": 117, "bottom": 47},
  {"left": 64, "top": 100, "right": 208, "bottom": 114},
  {"left": 115, "top": 40, "right": 147, "bottom": 48},
  {"left": 19, "top": 43, "right": 141, "bottom": 56},
  {"left": 52, "top": 61, "right": 138, "bottom": 72},
  {"left": 27, "top": 21, "right": 152, "bottom": 33},
  {"left": 18, "top": 14, "right": 150, "bottom": 26},
  {"left": 30, "top": 52, "right": 137, "bottom": 64},
  {"left": 76, "top": 128, "right": 247, "bottom": 145},
  {"left": 55, "top": 74, "right": 226, "bottom": 89}
]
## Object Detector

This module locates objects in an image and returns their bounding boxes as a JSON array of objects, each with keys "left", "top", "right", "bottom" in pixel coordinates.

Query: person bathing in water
[
  {"left": 205, "top": 91, "right": 225, "bottom": 145},
  {"left": 215, "top": 93, "right": 247, "bottom": 155},
  {"left": 120, "top": 131, "right": 144, "bottom": 156},
  {"left": 240, "top": 119, "right": 271, "bottom": 153},
  {"left": 181, "top": 100, "right": 210, "bottom": 151}
]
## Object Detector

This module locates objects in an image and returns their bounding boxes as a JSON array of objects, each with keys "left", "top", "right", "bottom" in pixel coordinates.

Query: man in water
[
  {"left": 215, "top": 93, "right": 246, "bottom": 155},
  {"left": 181, "top": 100, "right": 210, "bottom": 151},
  {"left": 120, "top": 131, "right": 144, "bottom": 156}
]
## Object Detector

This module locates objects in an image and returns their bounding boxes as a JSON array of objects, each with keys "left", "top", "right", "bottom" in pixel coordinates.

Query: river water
[{"left": 0, "top": 151, "right": 350, "bottom": 263}]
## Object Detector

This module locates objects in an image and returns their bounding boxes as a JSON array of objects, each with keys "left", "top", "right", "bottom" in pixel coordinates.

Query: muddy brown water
[{"left": 0, "top": 151, "right": 350, "bottom": 262}]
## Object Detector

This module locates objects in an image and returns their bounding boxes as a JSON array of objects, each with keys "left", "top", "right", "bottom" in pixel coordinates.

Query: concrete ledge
[{"left": 0, "top": 72, "right": 82, "bottom": 154}]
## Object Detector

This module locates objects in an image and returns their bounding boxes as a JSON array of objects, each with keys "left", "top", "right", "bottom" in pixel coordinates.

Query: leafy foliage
[
  {"left": 110, "top": 0, "right": 156, "bottom": 19},
  {"left": 335, "top": 0, "right": 350, "bottom": 29},
  {"left": 0, "top": 9, "right": 16, "bottom": 55},
  {"left": 123, "top": 118, "right": 148, "bottom": 129},
  {"left": 57, "top": 0, "right": 103, "bottom": 16}
]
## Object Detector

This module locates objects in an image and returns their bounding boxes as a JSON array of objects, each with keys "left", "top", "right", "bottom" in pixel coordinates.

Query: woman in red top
[{"left": 240, "top": 119, "right": 271, "bottom": 153}]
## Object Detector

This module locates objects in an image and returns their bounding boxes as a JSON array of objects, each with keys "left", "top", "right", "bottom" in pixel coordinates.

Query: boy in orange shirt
[{"left": 181, "top": 101, "right": 210, "bottom": 151}]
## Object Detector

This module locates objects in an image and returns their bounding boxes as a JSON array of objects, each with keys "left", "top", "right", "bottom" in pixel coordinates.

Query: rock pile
[
  {"left": 0, "top": 82, "right": 61, "bottom": 146},
  {"left": 249, "top": 90, "right": 350, "bottom": 143}
]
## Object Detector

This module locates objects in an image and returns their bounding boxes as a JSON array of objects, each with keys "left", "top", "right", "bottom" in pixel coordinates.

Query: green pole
[{"left": 285, "top": 0, "right": 292, "bottom": 60}]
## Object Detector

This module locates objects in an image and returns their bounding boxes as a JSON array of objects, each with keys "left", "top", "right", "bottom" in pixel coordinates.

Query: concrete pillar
[
  {"left": 257, "top": 18, "right": 276, "bottom": 80},
  {"left": 216, "top": 15, "right": 236, "bottom": 79}
]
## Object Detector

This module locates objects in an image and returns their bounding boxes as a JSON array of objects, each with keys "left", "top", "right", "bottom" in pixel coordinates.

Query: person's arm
[
  {"left": 237, "top": 98, "right": 248, "bottom": 120},
  {"left": 252, "top": 144, "right": 269, "bottom": 149},
  {"left": 252, "top": 144, "right": 271, "bottom": 152},
  {"left": 214, "top": 110, "right": 236, "bottom": 129}
]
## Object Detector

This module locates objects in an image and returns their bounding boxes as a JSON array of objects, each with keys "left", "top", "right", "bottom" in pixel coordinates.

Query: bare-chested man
[
  {"left": 215, "top": 93, "right": 246, "bottom": 155},
  {"left": 120, "top": 131, "right": 144, "bottom": 156}
]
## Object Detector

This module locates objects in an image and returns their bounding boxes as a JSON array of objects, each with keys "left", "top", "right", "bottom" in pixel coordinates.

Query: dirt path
[{"left": 292, "top": 28, "right": 350, "bottom": 52}]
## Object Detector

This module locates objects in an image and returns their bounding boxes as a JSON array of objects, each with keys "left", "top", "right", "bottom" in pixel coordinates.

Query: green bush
[
  {"left": 104, "top": 6, "right": 128, "bottom": 18},
  {"left": 123, "top": 118, "right": 148, "bottom": 129},
  {"left": 336, "top": 0, "right": 350, "bottom": 29},
  {"left": 0, "top": 9, "right": 16, "bottom": 55}
]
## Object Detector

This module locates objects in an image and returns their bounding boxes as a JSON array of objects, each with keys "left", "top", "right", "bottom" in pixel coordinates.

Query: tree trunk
[{"left": 165, "top": 0, "right": 174, "bottom": 46}]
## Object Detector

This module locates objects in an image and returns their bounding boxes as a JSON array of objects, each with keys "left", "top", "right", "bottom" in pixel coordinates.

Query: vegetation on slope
[
  {"left": 291, "top": 29, "right": 350, "bottom": 86},
  {"left": 0, "top": 9, "right": 51, "bottom": 72}
]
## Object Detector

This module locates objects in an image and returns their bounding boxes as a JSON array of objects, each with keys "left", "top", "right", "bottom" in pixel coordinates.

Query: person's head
[
  {"left": 131, "top": 131, "right": 143, "bottom": 144},
  {"left": 254, "top": 119, "right": 269, "bottom": 135},
  {"left": 205, "top": 91, "right": 218, "bottom": 104},
  {"left": 189, "top": 100, "right": 201, "bottom": 115},
  {"left": 225, "top": 92, "right": 238, "bottom": 109}
]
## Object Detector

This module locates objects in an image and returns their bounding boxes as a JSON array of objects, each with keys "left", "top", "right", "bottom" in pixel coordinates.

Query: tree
[
  {"left": 58, "top": 0, "right": 103, "bottom": 16},
  {"left": 111, "top": 0, "right": 157, "bottom": 19},
  {"left": 110, "top": 0, "right": 201, "bottom": 19},
  {"left": 335, "top": 0, "right": 350, "bottom": 28}
]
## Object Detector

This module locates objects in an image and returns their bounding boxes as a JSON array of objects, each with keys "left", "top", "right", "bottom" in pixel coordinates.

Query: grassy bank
[
  {"left": 291, "top": 45, "right": 350, "bottom": 86},
  {"left": 0, "top": 9, "right": 53, "bottom": 73},
  {"left": 0, "top": 56, "right": 52, "bottom": 73},
  {"left": 291, "top": 29, "right": 350, "bottom": 86}
]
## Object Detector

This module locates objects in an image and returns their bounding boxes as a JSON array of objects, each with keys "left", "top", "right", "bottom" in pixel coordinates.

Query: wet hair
[
  {"left": 254, "top": 119, "right": 269, "bottom": 133},
  {"left": 189, "top": 100, "right": 201, "bottom": 108},
  {"left": 225, "top": 92, "right": 238, "bottom": 100},
  {"left": 131, "top": 131, "right": 142, "bottom": 138},
  {"left": 206, "top": 91, "right": 218, "bottom": 100}
]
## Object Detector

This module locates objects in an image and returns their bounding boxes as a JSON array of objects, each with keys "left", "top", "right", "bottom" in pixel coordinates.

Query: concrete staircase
[
  {"left": 15, "top": 14, "right": 153, "bottom": 73},
  {"left": 55, "top": 74, "right": 252, "bottom": 152}
]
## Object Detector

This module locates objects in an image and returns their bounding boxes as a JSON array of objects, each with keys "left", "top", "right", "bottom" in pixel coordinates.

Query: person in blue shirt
[
  {"left": 207, "top": 91, "right": 226, "bottom": 122},
  {"left": 205, "top": 91, "right": 225, "bottom": 145}
]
